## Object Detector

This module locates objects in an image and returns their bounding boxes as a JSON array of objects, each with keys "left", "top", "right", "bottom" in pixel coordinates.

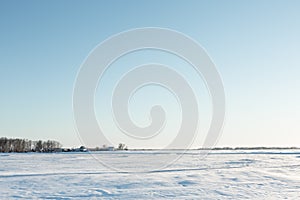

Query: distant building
[
  {"left": 107, "top": 146, "right": 114, "bottom": 151},
  {"left": 98, "top": 146, "right": 114, "bottom": 151},
  {"left": 79, "top": 146, "right": 87, "bottom": 152}
]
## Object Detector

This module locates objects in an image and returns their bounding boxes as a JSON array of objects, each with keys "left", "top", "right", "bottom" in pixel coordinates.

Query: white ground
[{"left": 0, "top": 150, "right": 300, "bottom": 199}]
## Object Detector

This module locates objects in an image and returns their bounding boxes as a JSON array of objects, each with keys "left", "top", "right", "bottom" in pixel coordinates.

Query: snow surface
[{"left": 0, "top": 150, "right": 300, "bottom": 199}]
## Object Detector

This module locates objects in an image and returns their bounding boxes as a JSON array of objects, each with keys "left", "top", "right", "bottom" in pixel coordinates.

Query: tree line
[{"left": 0, "top": 137, "right": 62, "bottom": 153}]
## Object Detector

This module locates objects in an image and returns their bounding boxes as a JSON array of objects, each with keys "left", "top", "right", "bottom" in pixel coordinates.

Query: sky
[{"left": 0, "top": 0, "right": 300, "bottom": 148}]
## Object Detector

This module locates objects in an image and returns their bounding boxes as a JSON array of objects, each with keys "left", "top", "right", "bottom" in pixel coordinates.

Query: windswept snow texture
[{"left": 0, "top": 150, "right": 300, "bottom": 199}]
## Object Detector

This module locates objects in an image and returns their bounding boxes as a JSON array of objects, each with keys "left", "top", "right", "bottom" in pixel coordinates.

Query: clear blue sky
[{"left": 1, "top": 0, "right": 300, "bottom": 148}]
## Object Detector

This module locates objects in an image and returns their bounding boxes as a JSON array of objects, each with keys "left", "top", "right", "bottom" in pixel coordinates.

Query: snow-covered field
[{"left": 1, "top": 150, "right": 300, "bottom": 199}]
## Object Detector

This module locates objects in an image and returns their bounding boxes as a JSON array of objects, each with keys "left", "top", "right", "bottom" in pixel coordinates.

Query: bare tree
[
  {"left": 118, "top": 143, "right": 125, "bottom": 150},
  {"left": 0, "top": 138, "right": 62, "bottom": 153}
]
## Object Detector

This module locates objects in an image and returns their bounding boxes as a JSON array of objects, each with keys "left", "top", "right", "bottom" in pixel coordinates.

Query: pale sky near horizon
[{"left": 1, "top": 0, "right": 300, "bottom": 148}]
